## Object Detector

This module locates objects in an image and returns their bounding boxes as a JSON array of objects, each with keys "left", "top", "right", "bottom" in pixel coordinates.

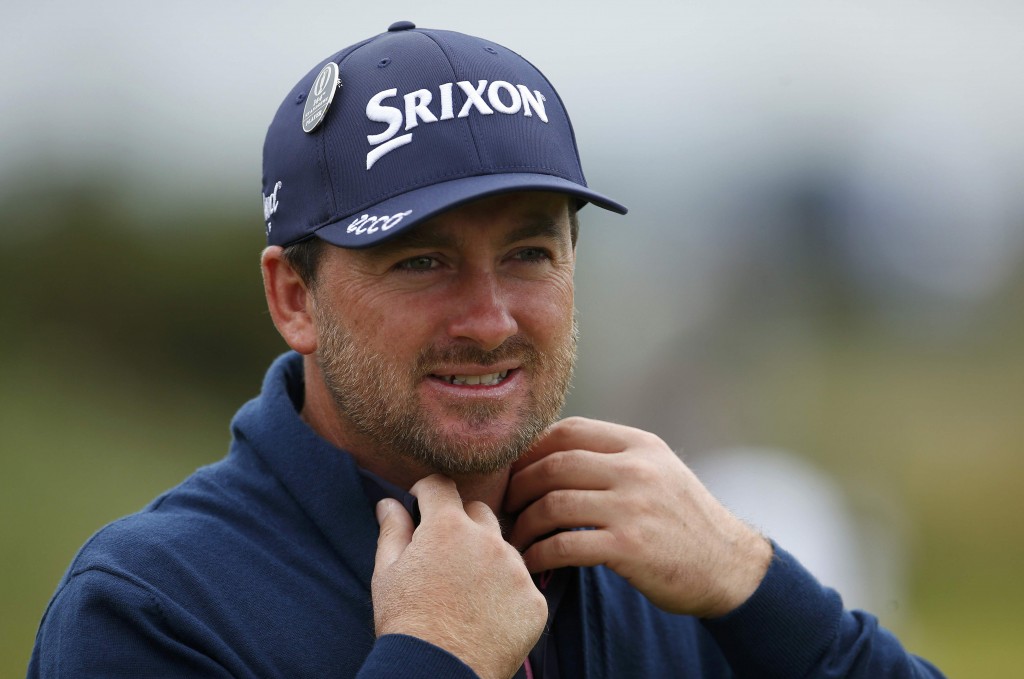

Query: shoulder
[{"left": 61, "top": 451, "right": 309, "bottom": 604}]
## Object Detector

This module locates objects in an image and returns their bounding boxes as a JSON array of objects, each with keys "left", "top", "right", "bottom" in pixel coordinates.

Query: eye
[
  {"left": 511, "top": 247, "right": 551, "bottom": 263},
  {"left": 395, "top": 255, "right": 440, "bottom": 272}
]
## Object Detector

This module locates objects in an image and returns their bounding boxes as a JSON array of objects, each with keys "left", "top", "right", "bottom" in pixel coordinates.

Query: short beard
[{"left": 313, "top": 305, "right": 577, "bottom": 477}]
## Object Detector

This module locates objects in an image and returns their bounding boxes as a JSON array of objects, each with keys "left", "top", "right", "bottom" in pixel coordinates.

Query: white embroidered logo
[
  {"left": 263, "top": 181, "right": 283, "bottom": 233},
  {"left": 346, "top": 211, "right": 413, "bottom": 236},
  {"left": 364, "top": 80, "right": 549, "bottom": 170}
]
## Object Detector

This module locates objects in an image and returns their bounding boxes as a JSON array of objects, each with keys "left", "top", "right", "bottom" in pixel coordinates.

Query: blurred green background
[
  {"left": 5, "top": 2, "right": 1024, "bottom": 677},
  {"left": 4, "top": 176, "right": 1022, "bottom": 678}
]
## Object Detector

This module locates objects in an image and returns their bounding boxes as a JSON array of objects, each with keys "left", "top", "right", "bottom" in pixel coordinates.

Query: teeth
[{"left": 446, "top": 370, "right": 510, "bottom": 386}]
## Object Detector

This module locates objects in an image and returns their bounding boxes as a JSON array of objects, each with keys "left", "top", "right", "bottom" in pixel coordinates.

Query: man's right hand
[{"left": 372, "top": 474, "right": 547, "bottom": 679}]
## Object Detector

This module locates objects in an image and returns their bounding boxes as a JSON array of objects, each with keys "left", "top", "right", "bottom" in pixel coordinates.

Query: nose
[{"left": 444, "top": 270, "right": 518, "bottom": 351}]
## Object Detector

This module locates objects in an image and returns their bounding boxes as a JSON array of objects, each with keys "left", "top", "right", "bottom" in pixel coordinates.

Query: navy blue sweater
[{"left": 29, "top": 352, "right": 944, "bottom": 678}]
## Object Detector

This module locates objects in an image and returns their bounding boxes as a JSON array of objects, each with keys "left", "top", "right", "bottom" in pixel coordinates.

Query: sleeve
[
  {"left": 30, "top": 570, "right": 483, "bottom": 679},
  {"left": 28, "top": 568, "right": 234, "bottom": 679},
  {"left": 355, "top": 635, "right": 480, "bottom": 679},
  {"left": 701, "top": 543, "right": 946, "bottom": 679}
]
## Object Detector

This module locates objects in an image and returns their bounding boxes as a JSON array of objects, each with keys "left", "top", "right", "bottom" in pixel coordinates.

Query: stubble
[{"left": 313, "top": 303, "right": 577, "bottom": 476}]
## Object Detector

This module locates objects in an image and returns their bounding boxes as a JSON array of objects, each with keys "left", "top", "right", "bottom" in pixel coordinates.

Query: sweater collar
[{"left": 230, "top": 351, "right": 388, "bottom": 589}]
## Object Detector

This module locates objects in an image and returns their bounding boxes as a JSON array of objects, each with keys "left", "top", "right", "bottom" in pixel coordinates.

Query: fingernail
[{"left": 375, "top": 499, "right": 391, "bottom": 523}]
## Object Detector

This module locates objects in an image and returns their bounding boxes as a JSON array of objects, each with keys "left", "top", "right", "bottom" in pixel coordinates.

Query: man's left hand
[{"left": 504, "top": 416, "right": 772, "bottom": 619}]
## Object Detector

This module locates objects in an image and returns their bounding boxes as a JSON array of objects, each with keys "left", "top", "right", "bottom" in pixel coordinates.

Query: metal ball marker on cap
[
  {"left": 301, "top": 62, "right": 340, "bottom": 133},
  {"left": 260, "top": 21, "right": 627, "bottom": 249}
]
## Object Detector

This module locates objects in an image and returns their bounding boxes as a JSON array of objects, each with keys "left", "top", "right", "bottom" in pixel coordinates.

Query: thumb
[{"left": 374, "top": 498, "right": 414, "bottom": 574}]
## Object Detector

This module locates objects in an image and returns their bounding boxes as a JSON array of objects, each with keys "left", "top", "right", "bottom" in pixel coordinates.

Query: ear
[{"left": 261, "top": 246, "right": 318, "bottom": 355}]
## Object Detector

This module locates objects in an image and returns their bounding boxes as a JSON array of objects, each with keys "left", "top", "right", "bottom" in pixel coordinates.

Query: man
[{"left": 30, "top": 22, "right": 944, "bottom": 678}]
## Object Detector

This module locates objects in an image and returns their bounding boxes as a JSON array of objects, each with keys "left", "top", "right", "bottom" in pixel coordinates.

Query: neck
[{"left": 300, "top": 354, "right": 512, "bottom": 516}]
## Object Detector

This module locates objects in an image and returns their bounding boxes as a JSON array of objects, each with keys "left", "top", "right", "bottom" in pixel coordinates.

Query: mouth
[{"left": 431, "top": 369, "right": 513, "bottom": 387}]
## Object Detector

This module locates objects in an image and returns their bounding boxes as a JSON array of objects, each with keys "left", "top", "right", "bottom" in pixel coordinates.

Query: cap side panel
[
  {"left": 512, "top": 51, "right": 589, "bottom": 184},
  {"left": 317, "top": 45, "right": 369, "bottom": 222},
  {"left": 262, "top": 41, "right": 371, "bottom": 246}
]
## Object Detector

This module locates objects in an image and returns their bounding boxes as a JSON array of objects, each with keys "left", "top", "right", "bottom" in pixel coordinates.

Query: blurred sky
[{"left": 7, "top": 0, "right": 1024, "bottom": 212}]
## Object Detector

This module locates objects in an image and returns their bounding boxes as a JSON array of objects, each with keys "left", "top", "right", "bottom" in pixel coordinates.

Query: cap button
[{"left": 388, "top": 21, "right": 416, "bottom": 32}]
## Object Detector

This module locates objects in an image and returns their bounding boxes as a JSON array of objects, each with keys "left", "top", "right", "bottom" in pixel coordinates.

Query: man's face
[{"left": 309, "top": 192, "right": 577, "bottom": 476}]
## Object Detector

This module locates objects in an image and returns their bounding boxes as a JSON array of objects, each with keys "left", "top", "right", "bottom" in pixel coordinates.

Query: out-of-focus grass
[
  {"left": 733, "top": 319, "right": 1024, "bottom": 677},
  {"left": 7, "top": 332, "right": 1022, "bottom": 678},
  {"left": 0, "top": 350, "right": 246, "bottom": 676},
  {"left": 3, "top": 183, "right": 1020, "bottom": 676},
  {"left": 906, "top": 443, "right": 1024, "bottom": 677}
]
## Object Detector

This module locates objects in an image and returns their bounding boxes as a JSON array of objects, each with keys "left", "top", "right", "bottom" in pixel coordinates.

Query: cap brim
[{"left": 312, "top": 173, "right": 627, "bottom": 249}]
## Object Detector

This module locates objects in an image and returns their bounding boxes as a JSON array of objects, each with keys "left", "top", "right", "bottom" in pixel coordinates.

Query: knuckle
[
  {"left": 482, "top": 542, "right": 507, "bottom": 565},
  {"left": 481, "top": 528, "right": 511, "bottom": 556},
  {"left": 546, "top": 448, "right": 585, "bottom": 477},
  {"left": 638, "top": 429, "right": 666, "bottom": 447},
  {"left": 464, "top": 499, "right": 491, "bottom": 516},
  {"left": 559, "top": 416, "right": 588, "bottom": 435},
  {"left": 528, "top": 589, "right": 548, "bottom": 617},
  {"left": 503, "top": 541, "right": 527, "bottom": 563},
  {"left": 624, "top": 454, "right": 665, "bottom": 486},
  {"left": 550, "top": 533, "right": 575, "bottom": 561},
  {"left": 616, "top": 524, "right": 642, "bottom": 552},
  {"left": 634, "top": 460, "right": 661, "bottom": 485},
  {"left": 540, "top": 490, "right": 572, "bottom": 522},
  {"left": 542, "top": 450, "right": 570, "bottom": 476}
]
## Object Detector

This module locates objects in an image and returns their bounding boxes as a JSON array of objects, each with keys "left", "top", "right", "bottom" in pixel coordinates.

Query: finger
[
  {"left": 520, "top": 529, "right": 617, "bottom": 573},
  {"left": 409, "top": 474, "right": 463, "bottom": 522},
  {"left": 507, "top": 489, "right": 616, "bottom": 550},
  {"left": 511, "top": 417, "right": 636, "bottom": 475},
  {"left": 373, "top": 498, "right": 414, "bottom": 574},
  {"left": 504, "top": 448, "right": 619, "bottom": 514},
  {"left": 463, "top": 500, "right": 501, "bottom": 532}
]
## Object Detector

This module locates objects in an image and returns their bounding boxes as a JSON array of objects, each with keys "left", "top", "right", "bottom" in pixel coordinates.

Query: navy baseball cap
[{"left": 261, "top": 21, "right": 627, "bottom": 248}]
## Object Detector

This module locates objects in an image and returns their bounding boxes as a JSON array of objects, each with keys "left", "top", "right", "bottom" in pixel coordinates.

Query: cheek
[
  {"left": 323, "top": 278, "right": 407, "bottom": 337},
  {"left": 340, "top": 294, "right": 440, "bottom": 358},
  {"left": 513, "top": 276, "right": 575, "bottom": 342}
]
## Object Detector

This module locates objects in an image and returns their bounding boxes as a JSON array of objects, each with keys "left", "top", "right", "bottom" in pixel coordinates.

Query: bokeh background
[{"left": 3, "top": 1, "right": 1023, "bottom": 675}]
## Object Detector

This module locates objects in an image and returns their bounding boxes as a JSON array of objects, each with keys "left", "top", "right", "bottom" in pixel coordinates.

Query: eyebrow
[{"left": 362, "top": 211, "right": 570, "bottom": 261}]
